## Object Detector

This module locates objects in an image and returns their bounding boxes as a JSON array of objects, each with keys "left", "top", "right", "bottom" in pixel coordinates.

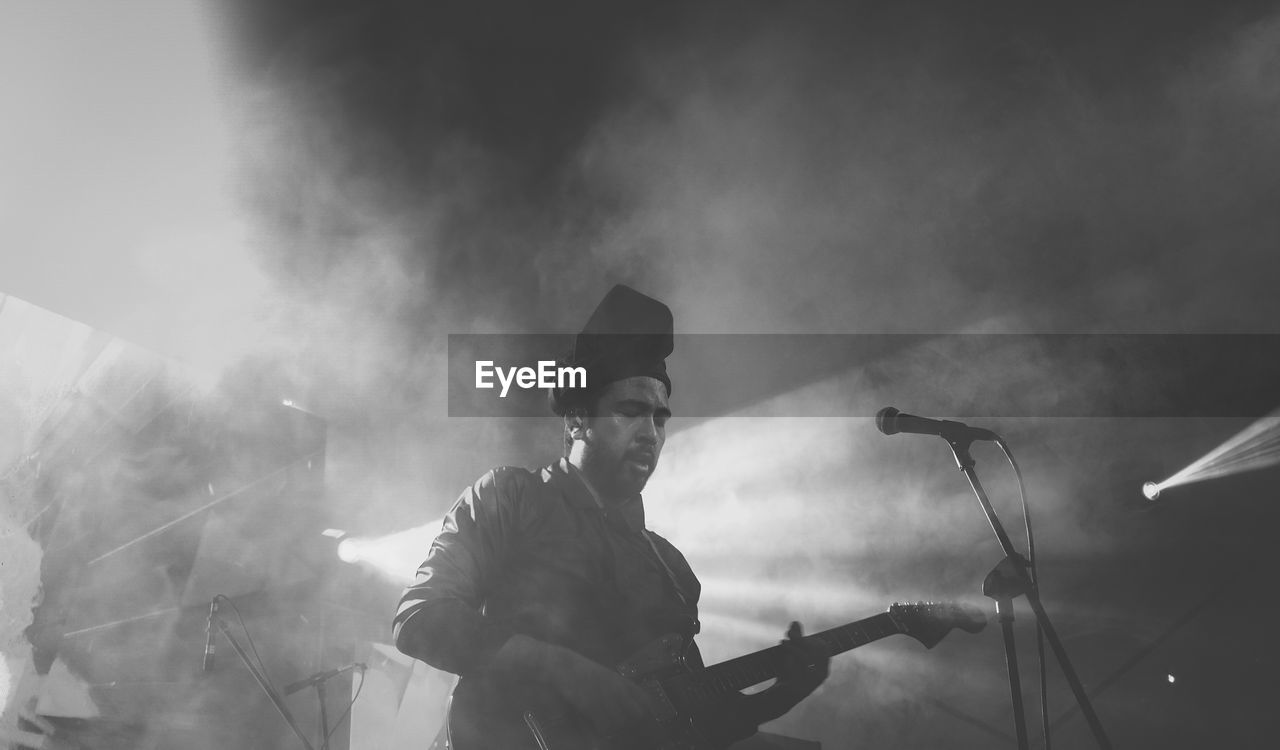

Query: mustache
[{"left": 626, "top": 449, "right": 657, "bottom": 463}]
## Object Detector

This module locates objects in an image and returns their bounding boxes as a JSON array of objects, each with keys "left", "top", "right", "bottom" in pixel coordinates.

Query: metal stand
[
  {"left": 213, "top": 616, "right": 317, "bottom": 750},
  {"left": 984, "top": 558, "right": 1031, "bottom": 749},
  {"left": 317, "top": 681, "right": 331, "bottom": 750},
  {"left": 284, "top": 661, "right": 366, "bottom": 750},
  {"left": 945, "top": 437, "right": 1112, "bottom": 750}
]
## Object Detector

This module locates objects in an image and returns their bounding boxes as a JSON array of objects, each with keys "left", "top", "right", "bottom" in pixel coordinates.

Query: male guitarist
[{"left": 394, "top": 285, "right": 830, "bottom": 748}]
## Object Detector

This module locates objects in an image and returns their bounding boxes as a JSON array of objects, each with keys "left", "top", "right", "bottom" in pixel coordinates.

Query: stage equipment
[
  {"left": 284, "top": 662, "right": 367, "bottom": 750},
  {"left": 875, "top": 406, "right": 997, "bottom": 442},
  {"left": 206, "top": 594, "right": 316, "bottom": 750},
  {"left": 328, "top": 520, "right": 443, "bottom": 585},
  {"left": 877, "top": 405, "right": 1113, "bottom": 750},
  {"left": 5, "top": 296, "right": 361, "bottom": 749},
  {"left": 284, "top": 663, "right": 367, "bottom": 696},
  {"left": 202, "top": 598, "right": 218, "bottom": 673}
]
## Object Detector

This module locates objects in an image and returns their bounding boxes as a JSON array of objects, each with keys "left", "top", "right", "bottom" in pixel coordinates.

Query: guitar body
[
  {"left": 447, "top": 633, "right": 710, "bottom": 750},
  {"left": 447, "top": 672, "right": 610, "bottom": 750},
  {"left": 444, "top": 603, "right": 985, "bottom": 750}
]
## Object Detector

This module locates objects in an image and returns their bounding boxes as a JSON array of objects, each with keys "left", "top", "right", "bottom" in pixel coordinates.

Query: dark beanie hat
[{"left": 548, "top": 285, "right": 673, "bottom": 415}]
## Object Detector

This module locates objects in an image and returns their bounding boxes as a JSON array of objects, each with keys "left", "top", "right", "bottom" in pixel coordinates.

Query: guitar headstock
[{"left": 888, "top": 601, "right": 987, "bottom": 649}]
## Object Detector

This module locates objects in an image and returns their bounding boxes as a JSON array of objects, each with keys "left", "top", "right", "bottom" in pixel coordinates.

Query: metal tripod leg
[{"left": 996, "top": 598, "right": 1030, "bottom": 750}]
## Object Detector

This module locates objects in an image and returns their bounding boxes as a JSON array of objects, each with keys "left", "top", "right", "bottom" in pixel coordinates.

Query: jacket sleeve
[{"left": 392, "top": 469, "right": 525, "bottom": 675}]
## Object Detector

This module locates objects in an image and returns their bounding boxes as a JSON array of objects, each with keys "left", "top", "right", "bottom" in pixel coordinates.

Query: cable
[
  {"left": 324, "top": 666, "right": 366, "bottom": 744},
  {"left": 214, "top": 594, "right": 274, "bottom": 683},
  {"left": 996, "top": 439, "right": 1049, "bottom": 750}
]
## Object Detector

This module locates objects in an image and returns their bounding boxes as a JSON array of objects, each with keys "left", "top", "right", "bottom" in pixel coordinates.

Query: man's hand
[
  {"left": 491, "top": 635, "right": 657, "bottom": 734},
  {"left": 774, "top": 620, "right": 830, "bottom": 702},
  {"left": 709, "top": 621, "right": 833, "bottom": 742}
]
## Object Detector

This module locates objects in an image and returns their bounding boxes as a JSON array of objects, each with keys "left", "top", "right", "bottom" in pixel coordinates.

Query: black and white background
[{"left": 3, "top": 1, "right": 1280, "bottom": 747}]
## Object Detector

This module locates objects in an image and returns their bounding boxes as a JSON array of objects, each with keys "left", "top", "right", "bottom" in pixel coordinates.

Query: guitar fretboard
[{"left": 674, "top": 613, "right": 899, "bottom": 702}]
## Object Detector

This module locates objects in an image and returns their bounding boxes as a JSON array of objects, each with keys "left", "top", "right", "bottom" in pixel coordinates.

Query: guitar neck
[{"left": 692, "top": 613, "right": 899, "bottom": 696}]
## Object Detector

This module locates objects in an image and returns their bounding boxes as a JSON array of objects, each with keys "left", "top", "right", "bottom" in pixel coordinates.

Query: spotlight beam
[
  {"left": 86, "top": 450, "right": 323, "bottom": 566},
  {"left": 62, "top": 604, "right": 184, "bottom": 638},
  {"left": 329, "top": 520, "right": 443, "bottom": 585},
  {"left": 1149, "top": 412, "right": 1280, "bottom": 495}
]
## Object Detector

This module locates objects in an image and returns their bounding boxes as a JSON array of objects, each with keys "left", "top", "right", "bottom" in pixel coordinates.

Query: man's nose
[{"left": 636, "top": 416, "right": 659, "bottom": 444}]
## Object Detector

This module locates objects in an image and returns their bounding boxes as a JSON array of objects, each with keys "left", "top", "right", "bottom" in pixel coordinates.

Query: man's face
[{"left": 579, "top": 376, "right": 671, "bottom": 498}]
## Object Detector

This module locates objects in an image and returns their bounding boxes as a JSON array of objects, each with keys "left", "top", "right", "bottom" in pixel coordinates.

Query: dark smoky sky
[
  {"left": 5, "top": 1, "right": 1278, "bottom": 530},
  {"left": 5, "top": 3, "right": 1280, "bottom": 744},
  {"left": 221, "top": 0, "right": 1280, "bottom": 334},
  {"left": 200, "top": 0, "right": 1280, "bottom": 533}
]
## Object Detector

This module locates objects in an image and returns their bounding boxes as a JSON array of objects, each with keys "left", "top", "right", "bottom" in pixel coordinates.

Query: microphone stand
[
  {"left": 285, "top": 663, "right": 365, "bottom": 750},
  {"left": 212, "top": 615, "right": 317, "bottom": 750},
  {"left": 316, "top": 680, "right": 330, "bottom": 750},
  {"left": 944, "top": 436, "right": 1112, "bottom": 750}
]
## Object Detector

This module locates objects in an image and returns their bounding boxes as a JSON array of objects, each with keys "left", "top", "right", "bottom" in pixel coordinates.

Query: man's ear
[{"left": 566, "top": 409, "right": 587, "bottom": 440}]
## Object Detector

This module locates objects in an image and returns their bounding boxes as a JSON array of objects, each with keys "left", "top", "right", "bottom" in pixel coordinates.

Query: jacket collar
[{"left": 546, "top": 457, "right": 646, "bottom": 532}]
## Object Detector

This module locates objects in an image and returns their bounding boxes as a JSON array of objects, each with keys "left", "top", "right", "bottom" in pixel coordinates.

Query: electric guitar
[{"left": 446, "top": 602, "right": 986, "bottom": 750}]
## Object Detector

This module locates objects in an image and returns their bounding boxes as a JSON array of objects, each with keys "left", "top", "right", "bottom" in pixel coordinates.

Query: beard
[{"left": 582, "top": 445, "right": 657, "bottom": 498}]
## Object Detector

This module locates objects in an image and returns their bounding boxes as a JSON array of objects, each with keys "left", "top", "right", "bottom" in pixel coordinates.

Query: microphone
[
  {"left": 876, "top": 406, "right": 998, "bottom": 442},
  {"left": 284, "top": 662, "right": 367, "bottom": 696},
  {"left": 202, "top": 598, "right": 218, "bottom": 674}
]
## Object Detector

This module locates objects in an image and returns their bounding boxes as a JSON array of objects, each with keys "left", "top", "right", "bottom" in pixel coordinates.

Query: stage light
[
  {"left": 323, "top": 520, "right": 443, "bottom": 584},
  {"left": 1142, "top": 482, "right": 1161, "bottom": 501}
]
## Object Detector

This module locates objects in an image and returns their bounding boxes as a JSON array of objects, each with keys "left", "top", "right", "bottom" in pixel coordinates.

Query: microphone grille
[{"left": 875, "top": 406, "right": 901, "bottom": 435}]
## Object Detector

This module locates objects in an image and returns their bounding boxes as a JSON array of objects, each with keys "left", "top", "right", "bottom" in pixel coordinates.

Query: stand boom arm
[{"left": 214, "top": 616, "right": 317, "bottom": 750}]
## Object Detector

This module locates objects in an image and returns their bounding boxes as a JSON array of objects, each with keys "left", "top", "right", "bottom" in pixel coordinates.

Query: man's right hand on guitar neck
[{"left": 492, "top": 634, "right": 658, "bottom": 733}]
